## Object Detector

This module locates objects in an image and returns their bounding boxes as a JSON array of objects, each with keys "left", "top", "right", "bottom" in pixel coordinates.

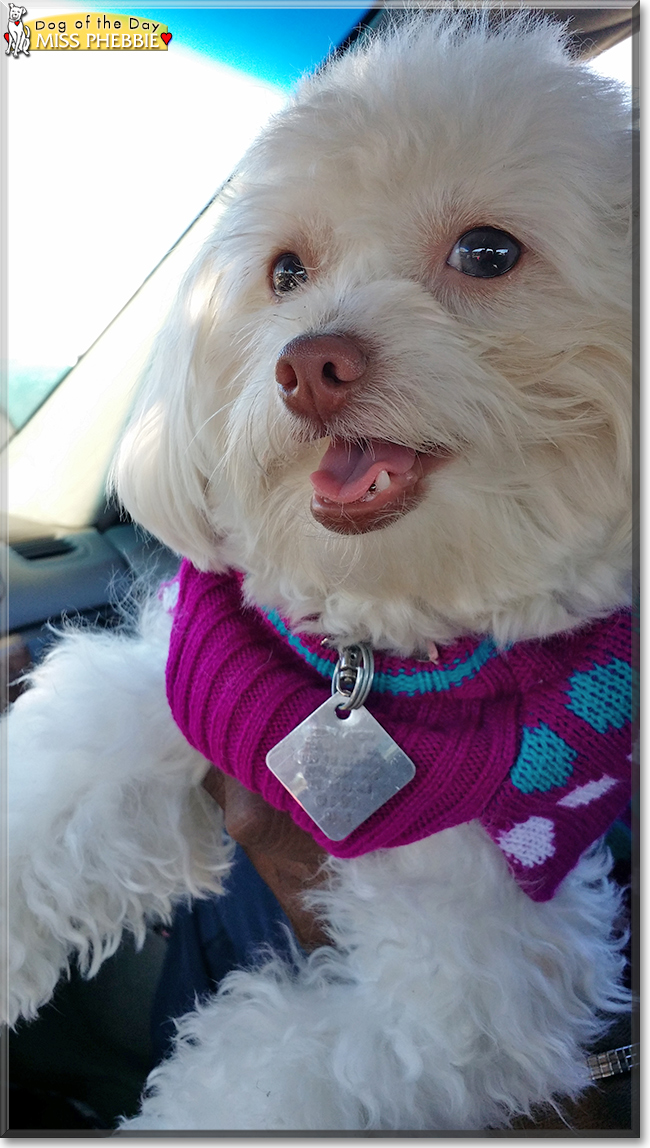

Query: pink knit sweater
[{"left": 166, "top": 561, "right": 633, "bottom": 901}]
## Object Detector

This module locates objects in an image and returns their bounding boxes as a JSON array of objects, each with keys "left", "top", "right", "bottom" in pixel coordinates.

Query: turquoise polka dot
[
  {"left": 567, "top": 659, "right": 632, "bottom": 734},
  {"left": 510, "top": 723, "right": 576, "bottom": 794}
]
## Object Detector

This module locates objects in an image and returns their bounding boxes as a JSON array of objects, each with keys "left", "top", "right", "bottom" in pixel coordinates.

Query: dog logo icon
[{"left": 5, "top": 4, "right": 31, "bottom": 56}]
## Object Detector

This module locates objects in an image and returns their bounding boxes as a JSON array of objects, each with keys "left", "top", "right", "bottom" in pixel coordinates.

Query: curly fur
[
  {"left": 4, "top": 605, "right": 232, "bottom": 1026},
  {"left": 3, "top": 10, "right": 632, "bottom": 1132},
  {"left": 125, "top": 832, "right": 628, "bottom": 1131}
]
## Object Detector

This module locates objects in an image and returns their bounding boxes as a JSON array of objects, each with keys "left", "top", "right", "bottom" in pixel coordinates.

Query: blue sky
[{"left": 113, "top": 7, "right": 371, "bottom": 89}]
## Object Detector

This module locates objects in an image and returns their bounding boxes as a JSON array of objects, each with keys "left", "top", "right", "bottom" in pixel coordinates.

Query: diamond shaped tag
[{"left": 266, "top": 694, "right": 416, "bottom": 840}]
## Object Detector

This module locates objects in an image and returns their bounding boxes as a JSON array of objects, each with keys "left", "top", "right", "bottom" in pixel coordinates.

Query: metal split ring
[{"left": 331, "top": 643, "right": 375, "bottom": 710}]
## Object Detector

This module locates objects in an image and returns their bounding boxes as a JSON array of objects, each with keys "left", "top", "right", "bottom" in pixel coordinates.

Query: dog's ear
[{"left": 110, "top": 250, "right": 225, "bottom": 571}]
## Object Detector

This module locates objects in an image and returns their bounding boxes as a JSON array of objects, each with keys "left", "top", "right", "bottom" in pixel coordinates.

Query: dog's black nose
[{"left": 276, "top": 334, "right": 367, "bottom": 423}]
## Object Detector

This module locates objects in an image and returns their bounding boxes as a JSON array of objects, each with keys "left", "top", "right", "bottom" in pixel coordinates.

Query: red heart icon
[
  {"left": 15, "top": 19, "right": 20, "bottom": 24},
  {"left": 4, "top": 32, "right": 9, "bottom": 40},
  {"left": 161, "top": 31, "right": 171, "bottom": 45}
]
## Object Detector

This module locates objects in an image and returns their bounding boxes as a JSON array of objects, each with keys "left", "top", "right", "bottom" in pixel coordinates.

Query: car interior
[{"left": 2, "top": 3, "right": 636, "bottom": 1132}]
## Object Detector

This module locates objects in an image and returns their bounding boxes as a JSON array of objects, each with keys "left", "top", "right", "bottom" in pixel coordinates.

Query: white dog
[
  {"left": 5, "top": 4, "right": 30, "bottom": 56},
  {"left": 4, "top": 12, "right": 633, "bottom": 1132}
]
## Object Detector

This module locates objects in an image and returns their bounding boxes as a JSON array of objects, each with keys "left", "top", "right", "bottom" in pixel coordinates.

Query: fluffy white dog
[{"left": 4, "top": 11, "right": 633, "bottom": 1132}]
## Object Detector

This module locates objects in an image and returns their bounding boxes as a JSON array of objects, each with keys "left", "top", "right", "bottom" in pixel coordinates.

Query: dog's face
[{"left": 115, "top": 14, "right": 632, "bottom": 653}]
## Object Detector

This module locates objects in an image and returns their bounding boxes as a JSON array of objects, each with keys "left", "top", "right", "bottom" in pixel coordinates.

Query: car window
[
  {"left": 6, "top": 3, "right": 371, "bottom": 438},
  {"left": 586, "top": 35, "right": 632, "bottom": 87}
]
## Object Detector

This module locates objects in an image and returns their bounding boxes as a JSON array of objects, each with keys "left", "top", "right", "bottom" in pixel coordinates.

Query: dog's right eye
[
  {"left": 271, "top": 253, "right": 309, "bottom": 295},
  {"left": 447, "top": 228, "right": 521, "bottom": 278}
]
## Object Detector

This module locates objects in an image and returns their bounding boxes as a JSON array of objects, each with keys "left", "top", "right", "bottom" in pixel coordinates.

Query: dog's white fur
[{"left": 4, "top": 12, "right": 632, "bottom": 1131}]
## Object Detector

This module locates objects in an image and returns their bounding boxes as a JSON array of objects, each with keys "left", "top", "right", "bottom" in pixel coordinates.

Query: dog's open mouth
[{"left": 309, "top": 438, "right": 451, "bottom": 534}]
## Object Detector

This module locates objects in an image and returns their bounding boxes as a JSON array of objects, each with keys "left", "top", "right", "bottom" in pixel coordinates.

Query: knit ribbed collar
[{"left": 260, "top": 604, "right": 501, "bottom": 698}]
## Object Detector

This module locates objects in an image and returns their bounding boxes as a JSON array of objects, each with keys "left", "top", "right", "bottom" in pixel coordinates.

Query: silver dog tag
[{"left": 266, "top": 694, "right": 416, "bottom": 841}]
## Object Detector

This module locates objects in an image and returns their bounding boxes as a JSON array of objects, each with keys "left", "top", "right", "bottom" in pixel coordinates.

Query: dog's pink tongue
[{"left": 310, "top": 440, "right": 416, "bottom": 504}]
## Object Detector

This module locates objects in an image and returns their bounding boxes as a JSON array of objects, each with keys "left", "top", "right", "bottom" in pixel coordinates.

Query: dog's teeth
[{"left": 360, "top": 470, "right": 391, "bottom": 502}]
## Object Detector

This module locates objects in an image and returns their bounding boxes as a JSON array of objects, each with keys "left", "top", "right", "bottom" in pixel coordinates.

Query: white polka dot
[
  {"left": 497, "top": 816, "right": 555, "bottom": 868},
  {"left": 159, "top": 578, "right": 180, "bottom": 614},
  {"left": 557, "top": 774, "right": 618, "bottom": 809}
]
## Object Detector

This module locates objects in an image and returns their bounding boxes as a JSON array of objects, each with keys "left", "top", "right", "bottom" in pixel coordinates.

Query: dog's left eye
[
  {"left": 271, "top": 253, "right": 309, "bottom": 295},
  {"left": 447, "top": 228, "right": 521, "bottom": 278}
]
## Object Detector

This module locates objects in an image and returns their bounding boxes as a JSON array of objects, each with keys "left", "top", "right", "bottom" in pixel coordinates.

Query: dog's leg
[
  {"left": 3, "top": 608, "right": 231, "bottom": 1027},
  {"left": 122, "top": 824, "right": 628, "bottom": 1131}
]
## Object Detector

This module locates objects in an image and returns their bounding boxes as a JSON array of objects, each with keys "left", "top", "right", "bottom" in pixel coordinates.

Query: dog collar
[{"left": 261, "top": 603, "right": 502, "bottom": 697}]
